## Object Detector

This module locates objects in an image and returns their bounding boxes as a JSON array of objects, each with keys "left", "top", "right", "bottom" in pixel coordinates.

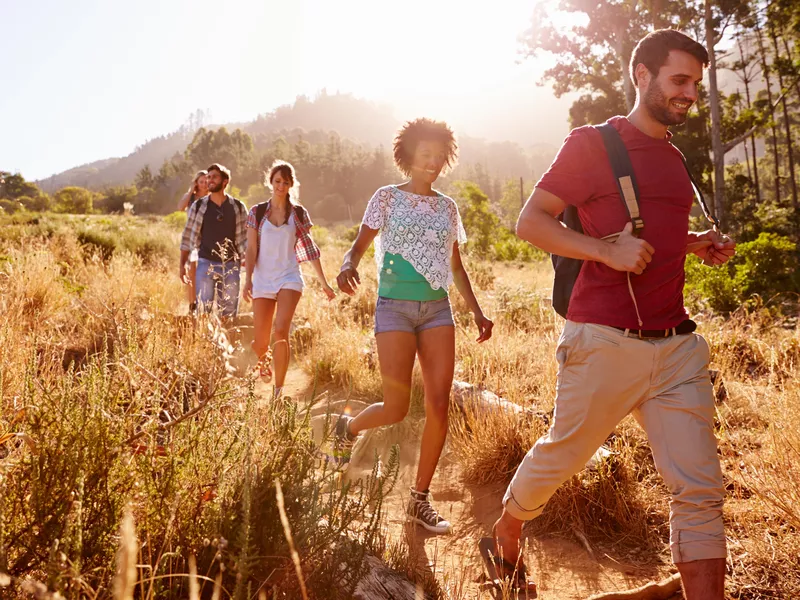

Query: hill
[{"left": 37, "top": 93, "right": 557, "bottom": 195}]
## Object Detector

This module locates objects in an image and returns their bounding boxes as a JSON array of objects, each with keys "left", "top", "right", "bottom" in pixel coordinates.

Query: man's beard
[
  {"left": 208, "top": 182, "right": 224, "bottom": 193},
  {"left": 643, "top": 79, "right": 690, "bottom": 126}
]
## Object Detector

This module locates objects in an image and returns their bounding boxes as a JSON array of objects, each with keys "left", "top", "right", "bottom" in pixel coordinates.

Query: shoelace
[{"left": 413, "top": 498, "right": 442, "bottom": 524}]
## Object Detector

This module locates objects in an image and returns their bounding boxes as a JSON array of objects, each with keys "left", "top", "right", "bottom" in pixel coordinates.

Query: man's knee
[{"left": 669, "top": 485, "right": 726, "bottom": 563}]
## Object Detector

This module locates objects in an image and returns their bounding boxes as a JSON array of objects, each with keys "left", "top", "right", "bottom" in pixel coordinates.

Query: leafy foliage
[{"left": 685, "top": 232, "right": 800, "bottom": 313}]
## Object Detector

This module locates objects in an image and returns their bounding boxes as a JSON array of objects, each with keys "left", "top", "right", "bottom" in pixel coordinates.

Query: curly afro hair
[{"left": 392, "top": 118, "right": 458, "bottom": 177}]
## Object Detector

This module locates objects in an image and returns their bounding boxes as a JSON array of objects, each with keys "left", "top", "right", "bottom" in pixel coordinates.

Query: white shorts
[{"left": 253, "top": 282, "right": 303, "bottom": 300}]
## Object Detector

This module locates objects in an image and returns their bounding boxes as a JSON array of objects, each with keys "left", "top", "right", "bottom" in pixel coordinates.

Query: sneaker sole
[{"left": 409, "top": 515, "right": 451, "bottom": 535}]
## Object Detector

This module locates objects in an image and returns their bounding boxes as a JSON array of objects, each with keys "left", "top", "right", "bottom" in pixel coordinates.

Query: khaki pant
[{"left": 503, "top": 321, "right": 726, "bottom": 563}]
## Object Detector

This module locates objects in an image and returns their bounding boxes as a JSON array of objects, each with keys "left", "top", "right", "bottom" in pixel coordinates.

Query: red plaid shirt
[{"left": 246, "top": 201, "right": 321, "bottom": 263}]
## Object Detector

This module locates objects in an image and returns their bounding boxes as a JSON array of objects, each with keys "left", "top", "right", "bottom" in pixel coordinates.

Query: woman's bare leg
[
  {"left": 415, "top": 325, "right": 455, "bottom": 491},
  {"left": 272, "top": 289, "right": 302, "bottom": 389},
  {"left": 348, "top": 332, "right": 417, "bottom": 434},
  {"left": 252, "top": 297, "right": 276, "bottom": 361}
]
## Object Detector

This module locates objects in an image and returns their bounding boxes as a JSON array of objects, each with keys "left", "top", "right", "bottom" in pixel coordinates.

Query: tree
[
  {"left": 0, "top": 171, "right": 40, "bottom": 199},
  {"left": 97, "top": 185, "right": 137, "bottom": 213},
  {"left": 53, "top": 187, "right": 95, "bottom": 214},
  {"left": 497, "top": 178, "right": 534, "bottom": 228},
  {"left": 135, "top": 165, "right": 155, "bottom": 190},
  {"left": 453, "top": 181, "right": 500, "bottom": 254},
  {"left": 519, "top": 1, "right": 699, "bottom": 127}
]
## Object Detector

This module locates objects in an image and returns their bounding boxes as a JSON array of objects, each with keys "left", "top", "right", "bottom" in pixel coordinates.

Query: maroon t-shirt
[{"left": 536, "top": 116, "right": 692, "bottom": 329}]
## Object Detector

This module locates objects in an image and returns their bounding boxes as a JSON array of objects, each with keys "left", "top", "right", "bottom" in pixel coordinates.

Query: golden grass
[
  {"left": 2, "top": 212, "right": 799, "bottom": 598},
  {"left": 303, "top": 232, "right": 800, "bottom": 598}
]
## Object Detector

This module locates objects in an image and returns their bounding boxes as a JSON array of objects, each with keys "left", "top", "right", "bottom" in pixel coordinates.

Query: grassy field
[{"left": 0, "top": 212, "right": 798, "bottom": 599}]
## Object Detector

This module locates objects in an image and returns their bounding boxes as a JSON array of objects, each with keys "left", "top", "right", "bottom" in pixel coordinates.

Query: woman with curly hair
[
  {"left": 334, "top": 118, "right": 493, "bottom": 534},
  {"left": 244, "top": 161, "right": 335, "bottom": 400}
]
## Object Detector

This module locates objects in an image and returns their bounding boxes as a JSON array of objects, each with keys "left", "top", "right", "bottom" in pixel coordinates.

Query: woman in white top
[
  {"left": 335, "top": 119, "right": 493, "bottom": 534},
  {"left": 244, "top": 161, "right": 335, "bottom": 399}
]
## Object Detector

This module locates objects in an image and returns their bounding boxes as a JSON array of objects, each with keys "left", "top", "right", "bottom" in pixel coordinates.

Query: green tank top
[{"left": 377, "top": 252, "right": 448, "bottom": 301}]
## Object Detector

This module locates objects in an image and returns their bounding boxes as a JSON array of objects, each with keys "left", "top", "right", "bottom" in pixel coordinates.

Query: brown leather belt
[{"left": 610, "top": 319, "right": 697, "bottom": 339}]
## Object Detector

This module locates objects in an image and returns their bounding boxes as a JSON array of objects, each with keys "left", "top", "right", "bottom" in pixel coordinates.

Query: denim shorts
[{"left": 374, "top": 296, "right": 454, "bottom": 335}]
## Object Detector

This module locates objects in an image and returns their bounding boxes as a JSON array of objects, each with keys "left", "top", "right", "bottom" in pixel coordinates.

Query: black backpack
[{"left": 551, "top": 121, "right": 719, "bottom": 319}]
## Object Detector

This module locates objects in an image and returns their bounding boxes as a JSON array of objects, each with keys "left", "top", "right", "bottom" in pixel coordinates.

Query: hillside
[{"left": 36, "top": 93, "right": 557, "bottom": 194}]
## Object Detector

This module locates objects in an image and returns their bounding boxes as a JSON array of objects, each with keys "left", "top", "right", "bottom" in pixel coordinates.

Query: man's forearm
[
  {"left": 180, "top": 250, "right": 190, "bottom": 268},
  {"left": 516, "top": 210, "right": 611, "bottom": 265}
]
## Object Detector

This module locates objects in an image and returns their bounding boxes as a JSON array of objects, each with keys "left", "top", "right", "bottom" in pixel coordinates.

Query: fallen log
[
  {"left": 451, "top": 380, "right": 614, "bottom": 471},
  {"left": 353, "top": 555, "right": 434, "bottom": 600},
  {"left": 585, "top": 573, "right": 682, "bottom": 600}
]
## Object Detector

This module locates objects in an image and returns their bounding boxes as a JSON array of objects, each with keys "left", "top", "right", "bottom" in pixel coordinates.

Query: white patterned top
[{"left": 362, "top": 185, "right": 467, "bottom": 291}]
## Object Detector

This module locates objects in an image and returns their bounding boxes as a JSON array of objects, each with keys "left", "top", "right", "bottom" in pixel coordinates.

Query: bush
[
  {"left": 77, "top": 227, "right": 118, "bottom": 260},
  {"left": 0, "top": 198, "right": 24, "bottom": 214},
  {"left": 492, "top": 235, "right": 545, "bottom": 262},
  {"left": 164, "top": 210, "right": 188, "bottom": 229},
  {"left": 685, "top": 232, "right": 800, "bottom": 313},
  {"left": 18, "top": 194, "right": 52, "bottom": 211},
  {"left": 54, "top": 186, "right": 96, "bottom": 214}
]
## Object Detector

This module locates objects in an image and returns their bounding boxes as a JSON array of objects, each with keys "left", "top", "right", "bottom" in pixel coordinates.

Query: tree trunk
[
  {"left": 755, "top": 19, "right": 782, "bottom": 205},
  {"left": 706, "top": 1, "right": 727, "bottom": 227},
  {"left": 781, "top": 36, "right": 800, "bottom": 100},
  {"left": 770, "top": 24, "right": 799, "bottom": 211},
  {"left": 737, "top": 33, "right": 761, "bottom": 203}
]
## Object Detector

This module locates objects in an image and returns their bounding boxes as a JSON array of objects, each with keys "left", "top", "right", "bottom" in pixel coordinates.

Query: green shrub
[
  {"left": 77, "top": 227, "right": 118, "bottom": 260},
  {"left": 343, "top": 223, "right": 360, "bottom": 242},
  {"left": 122, "top": 232, "right": 174, "bottom": 265},
  {"left": 0, "top": 198, "right": 24, "bottom": 214},
  {"left": 53, "top": 186, "right": 96, "bottom": 214},
  {"left": 164, "top": 211, "right": 188, "bottom": 229},
  {"left": 685, "top": 232, "right": 800, "bottom": 313},
  {"left": 492, "top": 235, "right": 546, "bottom": 262}
]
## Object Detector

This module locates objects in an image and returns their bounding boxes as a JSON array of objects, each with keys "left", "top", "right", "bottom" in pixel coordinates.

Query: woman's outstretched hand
[
  {"left": 336, "top": 266, "right": 361, "bottom": 296},
  {"left": 322, "top": 282, "right": 336, "bottom": 300},
  {"left": 474, "top": 312, "right": 494, "bottom": 343}
]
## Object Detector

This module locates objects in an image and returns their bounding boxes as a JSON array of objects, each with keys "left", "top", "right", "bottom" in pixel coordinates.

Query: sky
[{"left": 1, "top": 0, "right": 577, "bottom": 180}]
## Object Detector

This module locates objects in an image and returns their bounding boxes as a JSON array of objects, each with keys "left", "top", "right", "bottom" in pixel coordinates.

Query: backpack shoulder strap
[
  {"left": 255, "top": 201, "right": 268, "bottom": 228},
  {"left": 678, "top": 155, "right": 721, "bottom": 231},
  {"left": 293, "top": 203, "right": 308, "bottom": 225},
  {"left": 595, "top": 122, "right": 644, "bottom": 234}
]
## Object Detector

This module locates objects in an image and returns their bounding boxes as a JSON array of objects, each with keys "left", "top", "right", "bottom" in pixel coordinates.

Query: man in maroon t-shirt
[{"left": 484, "top": 31, "right": 736, "bottom": 599}]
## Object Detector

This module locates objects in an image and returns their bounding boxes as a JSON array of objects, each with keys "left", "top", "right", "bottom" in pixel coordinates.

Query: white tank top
[{"left": 252, "top": 211, "right": 304, "bottom": 293}]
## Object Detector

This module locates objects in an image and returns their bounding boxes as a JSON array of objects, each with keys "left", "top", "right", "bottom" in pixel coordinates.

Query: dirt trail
[{"left": 256, "top": 366, "right": 675, "bottom": 599}]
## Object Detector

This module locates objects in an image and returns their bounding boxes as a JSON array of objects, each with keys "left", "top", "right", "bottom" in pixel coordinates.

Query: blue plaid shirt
[{"left": 180, "top": 194, "right": 248, "bottom": 259}]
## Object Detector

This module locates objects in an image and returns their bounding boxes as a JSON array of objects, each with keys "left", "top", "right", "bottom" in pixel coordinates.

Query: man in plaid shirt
[{"left": 179, "top": 163, "right": 248, "bottom": 319}]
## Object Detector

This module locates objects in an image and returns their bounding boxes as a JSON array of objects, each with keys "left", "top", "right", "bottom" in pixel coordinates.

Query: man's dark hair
[
  {"left": 207, "top": 163, "right": 231, "bottom": 184},
  {"left": 630, "top": 29, "right": 709, "bottom": 87}
]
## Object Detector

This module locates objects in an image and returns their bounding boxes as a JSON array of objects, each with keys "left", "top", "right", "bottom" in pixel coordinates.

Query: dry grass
[
  {"left": 304, "top": 231, "right": 800, "bottom": 598},
  {"left": 0, "top": 214, "right": 397, "bottom": 599},
  {"left": 2, "top": 212, "right": 799, "bottom": 599}
]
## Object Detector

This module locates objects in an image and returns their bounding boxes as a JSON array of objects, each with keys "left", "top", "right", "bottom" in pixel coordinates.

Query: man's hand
[
  {"left": 688, "top": 230, "right": 736, "bottom": 266},
  {"left": 602, "top": 222, "right": 655, "bottom": 275},
  {"left": 336, "top": 265, "right": 361, "bottom": 296},
  {"left": 179, "top": 261, "right": 190, "bottom": 285}
]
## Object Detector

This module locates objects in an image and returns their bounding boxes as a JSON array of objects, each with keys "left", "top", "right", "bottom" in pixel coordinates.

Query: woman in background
[
  {"left": 178, "top": 170, "right": 208, "bottom": 313},
  {"left": 244, "top": 161, "right": 335, "bottom": 399}
]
